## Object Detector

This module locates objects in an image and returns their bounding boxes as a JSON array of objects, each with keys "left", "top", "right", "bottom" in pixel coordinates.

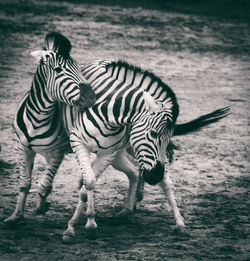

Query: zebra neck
[
  {"left": 28, "top": 78, "right": 56, "bottom": 116},
  {"left": 14, "top": 90, "right": 62, "bottom": 149}
]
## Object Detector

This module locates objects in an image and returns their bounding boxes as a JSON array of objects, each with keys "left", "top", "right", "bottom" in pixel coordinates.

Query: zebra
[
  {"left": 4, "top": 32, "right": 96, "bottom": 224},
  {"left": 60, "top": 60, "right": 230, "bottom": 243}
]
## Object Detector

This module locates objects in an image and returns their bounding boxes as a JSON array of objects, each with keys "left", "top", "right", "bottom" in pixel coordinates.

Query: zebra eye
[
  {"left": 54, "top": 67, "right": 63, "bottom": 73},
  {"left": 150, "top": 130, "right": 158, "bottom": 139}
]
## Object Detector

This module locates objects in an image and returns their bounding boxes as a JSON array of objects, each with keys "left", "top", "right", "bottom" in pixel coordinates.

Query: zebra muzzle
[
  {"left": 142, "top": 161, "right": 164, "bottom": 185},
  {"left": 77, "top": 83, "right": 96, "bottom": 111}
]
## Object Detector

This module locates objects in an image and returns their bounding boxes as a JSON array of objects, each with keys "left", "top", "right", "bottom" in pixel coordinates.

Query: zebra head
[
  {"left": 129, "top": 91, "right": 179, "bottom": 185},
  {"left": 30, "top": 32, "right": 96, "bottom": 111}
]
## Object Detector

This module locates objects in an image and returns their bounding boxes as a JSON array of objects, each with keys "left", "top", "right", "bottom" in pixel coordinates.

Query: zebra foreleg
[
  {"left": 63, "top": 136, "right": 116, "bottom": 242},
  {"left": 86, "top": 151, "right": 117, "bottom": 232},
  {"left": 63, "top": 186, "right": 87, "bottom": 243},
  {"left": 63, "top": 136, "right": 97, "bottom": 243},
  {"left": 159, "top": 174, "right": 185, "bottom": 227},
  {"left": 4, "top": 146, "right": 36, "bottom": 224},
  {"left": 35, "top": 151, "right": 65, "bottom": 214},
  {"left": 111, "top": 148, "right": 139, "bottom": 216}
]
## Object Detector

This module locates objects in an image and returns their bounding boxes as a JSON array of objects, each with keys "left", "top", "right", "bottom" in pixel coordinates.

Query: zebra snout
[
  {"left": 78, "top": 83, "right": 96, "bottom": 111},
  {"left": 142, "top": 161, "right": 164, "bottom": 185}
]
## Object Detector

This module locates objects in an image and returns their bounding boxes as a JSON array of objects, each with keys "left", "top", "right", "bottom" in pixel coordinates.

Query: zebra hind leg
[
  {"left": 35, "top": 151, "right": 64, "bottom": 214},
  {"left": 111, "top": 149, "right": 140, "bottom": 216},
  {"left": 4, "top": 146, "right": 36, "bottom": 224}
]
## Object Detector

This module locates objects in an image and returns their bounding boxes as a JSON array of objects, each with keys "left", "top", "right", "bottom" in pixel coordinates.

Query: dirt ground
[{"left": 0, "top": 1, "right": 249, "bottom": 260}]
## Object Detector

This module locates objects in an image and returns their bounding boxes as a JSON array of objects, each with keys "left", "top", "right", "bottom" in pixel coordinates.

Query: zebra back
[{"left": 81, "top": 60, "right": 179, "bottom": 123}]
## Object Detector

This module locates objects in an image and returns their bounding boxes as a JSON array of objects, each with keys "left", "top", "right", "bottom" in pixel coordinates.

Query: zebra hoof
[
  {"left": 173, "top": 225, "right": 187, "bottom": 236},
  {"left": 35, "top": 202, "right": 51, "bottom": 214},
  {"left": 3, "top": 214, "right": 23, "bottom": 225},
  {"left": 116, "top": 207, "right": 133, "bottom": 217},
  {"left": 62, "top": 232, "right": 75, "bottom": 244}
]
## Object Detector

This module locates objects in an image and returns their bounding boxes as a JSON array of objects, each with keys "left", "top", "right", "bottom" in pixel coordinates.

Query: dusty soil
[{"left": 0, "top": 1, "right": 249, "bottom": 260}]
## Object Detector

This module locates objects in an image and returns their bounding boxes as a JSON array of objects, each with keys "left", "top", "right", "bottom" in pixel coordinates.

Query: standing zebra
[
  {"left": 61, "top": 60, "right": 229, "bottom": 242},
  {"left": 4, "top": 32, "right": 96, "bottom": 223}
]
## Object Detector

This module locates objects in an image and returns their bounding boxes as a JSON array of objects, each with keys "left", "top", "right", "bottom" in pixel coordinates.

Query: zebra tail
[{"left": 173, "top": 106, "right": 230, "bottom": 136}]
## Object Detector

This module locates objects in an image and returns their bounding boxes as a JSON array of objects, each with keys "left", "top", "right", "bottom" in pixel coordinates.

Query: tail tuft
[{"left": 173, "top": 106, "right": 230, "bottom": 136}]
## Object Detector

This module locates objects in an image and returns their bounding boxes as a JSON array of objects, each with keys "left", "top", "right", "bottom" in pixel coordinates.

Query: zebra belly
[{"left": 14, "top": 119, "right": 70, "bottom": 154}]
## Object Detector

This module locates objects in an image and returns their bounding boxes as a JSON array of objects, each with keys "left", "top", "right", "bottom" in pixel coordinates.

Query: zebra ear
[
  {"left": 143, "top": 91, "right": 162, "bottom": 113},
  {"left": 30, "top": 50, "right": 51, "bottom": 63}
]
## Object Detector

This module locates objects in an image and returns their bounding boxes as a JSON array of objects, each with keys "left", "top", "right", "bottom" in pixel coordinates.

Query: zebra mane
[
  {"left": 43, "top": 32, "right": 71, "bottom": 59},
  {"left": 106, "top": 60, "right": 179, "bottom": 121},
  {"left": 107, "top": 60, "right": 145, "bottom": 75}
]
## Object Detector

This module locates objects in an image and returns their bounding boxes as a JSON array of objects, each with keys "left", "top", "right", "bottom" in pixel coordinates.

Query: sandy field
[{"left": 0, "top": 1, "right": 249, "bottom": 260}]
